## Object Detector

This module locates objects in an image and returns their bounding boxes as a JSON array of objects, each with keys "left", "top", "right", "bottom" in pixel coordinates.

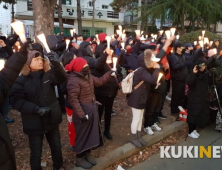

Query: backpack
[{"left": 121, "top": 68, "right": 144, "bottom": 94}]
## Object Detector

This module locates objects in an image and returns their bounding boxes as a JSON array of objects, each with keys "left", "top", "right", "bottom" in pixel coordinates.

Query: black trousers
[
  {"left": 171, "top": 79, "right": 186, "bottom": 114},
  {"left": 144, "top": 92, "right": 162, "bottom": 127},
  {"left": 28, "top": 126, "right": 63, "bottom": 170},
  {"left": 96, "top": 95, "right": 115, "bottom": 132},
  {"left": 188, "top": 123, "right": 197, "bottom": 134},
  {"left": 159, "top": 81, "right": 168, "bottom": 115}
]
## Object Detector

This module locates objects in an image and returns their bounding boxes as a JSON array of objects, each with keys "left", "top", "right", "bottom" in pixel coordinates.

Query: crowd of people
[{"left": 0, "top": 29, "right": 222, "bottom": 170}]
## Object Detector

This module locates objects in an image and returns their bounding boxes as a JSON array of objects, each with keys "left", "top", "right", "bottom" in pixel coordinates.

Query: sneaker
[
  {"left": 5, "top": 117, "right": 14, "bottom": 124},
  {"left": 111, "top": 110, "right": 116, "bottom": 116},
  {"left": 193, "top": 130, "right": 200, "bottom": 137},
  {"left": 166, "top": 95, "right": 171, "bottom": 101},
  {"left": 158, "top": 113, "right": 167, "bottom": 119},
  {"left": 144, "top": 127, "right": 154, "bottom": 135},
  {"left": 151, "top": 123, "right": 162, "bottom": 131},
  {"left": 188, "top": 132, "right": 199, "bottom": 139}
]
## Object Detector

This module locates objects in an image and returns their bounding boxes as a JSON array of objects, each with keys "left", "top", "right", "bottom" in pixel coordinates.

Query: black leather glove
[
  {"left": 46, "top": 52, "right": 57, "bottom": 62},
  {"left": 19, "top": 41, "right": 30, "bottom": 56},
  {"left": 80, "top": 115, "right": 89, "bottom": 122},
  {"left": 37, "top": 107, "right": 51, "bottom": 116}
]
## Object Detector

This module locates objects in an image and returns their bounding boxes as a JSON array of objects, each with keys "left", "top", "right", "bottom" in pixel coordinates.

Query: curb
[{"left": 72, "top": 121, "right": 187, "bottom": 170}]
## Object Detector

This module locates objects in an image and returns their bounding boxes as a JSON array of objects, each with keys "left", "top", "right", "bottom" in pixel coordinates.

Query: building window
[
  {"left": 62, "top": 0, "right": 71, "bottom": 5},
  {"left": 82, "top": 27, "right": 106, "bottom": 37},
  {"left": 88, "top": 1, "right": 94, "bottom": 7},
  {"left": 27, "top": 1, "right": 33, "bottom": 11},
  {"left": 102, "top": 5, "right": 108, "bottom": 9}
]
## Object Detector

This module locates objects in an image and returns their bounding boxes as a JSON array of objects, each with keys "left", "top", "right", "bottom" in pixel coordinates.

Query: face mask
[
  {"left": 81, "top": 66, "right": 90, "bottom": 77},
  {"left": 77, "top": 41, "right": 82, "bottom": 45},
  {"left": 145, "top": 42, "right": 149, "bottom": 45},
  {"left": 72, "top": 39, "right": 76, "bottom": 43}
]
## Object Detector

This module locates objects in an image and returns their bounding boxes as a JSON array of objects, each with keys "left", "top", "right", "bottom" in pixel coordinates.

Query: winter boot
[
  {"left": 75, "top": 157, "right": 93, "bottom": 169},
  {"left": 137, "top": 131, "right": 147, "bottom": 146},
  {"left": 85, "top": 152, "right": 97, "bottom": 166},
  {"left": 130, "top": 133, "right": 142, "bottom": 148}
]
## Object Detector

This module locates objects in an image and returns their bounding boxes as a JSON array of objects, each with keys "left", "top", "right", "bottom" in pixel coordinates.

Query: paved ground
[{"left": 128, "top": 125, "right": 222, "bottom": 170}]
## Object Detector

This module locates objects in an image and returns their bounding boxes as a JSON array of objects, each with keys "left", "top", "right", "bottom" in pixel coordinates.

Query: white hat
[
  {"left": 151, "top": 54, "right": 160, "bottom": 62},
  {"left": 140, "top": 37, "right": 147, "bottom": 41}
]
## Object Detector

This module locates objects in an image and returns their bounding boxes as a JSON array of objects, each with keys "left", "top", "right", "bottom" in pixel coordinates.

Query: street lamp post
[{"left": 92, "top": 0, "right": 96, "bottom": 35}]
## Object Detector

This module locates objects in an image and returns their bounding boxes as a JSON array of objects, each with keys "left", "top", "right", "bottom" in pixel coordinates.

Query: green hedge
[{"left": 179, "top": 30, "right": 222, "bottom": 44}]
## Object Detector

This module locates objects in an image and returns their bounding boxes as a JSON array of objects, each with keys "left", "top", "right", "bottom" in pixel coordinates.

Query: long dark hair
[{"left": 61, "top": 52, "right": 75, "bottom": 67}]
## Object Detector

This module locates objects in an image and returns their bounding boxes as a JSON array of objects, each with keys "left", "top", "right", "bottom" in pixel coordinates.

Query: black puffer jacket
[
  {"left": 93, "top": 52, "right": 122, "bottom": 97},
  {"left": 0, "top": 52, "right": 27, "bottom": 170},
  {"left": 10, "top": 61, "right": 67, "bottom": 134}
]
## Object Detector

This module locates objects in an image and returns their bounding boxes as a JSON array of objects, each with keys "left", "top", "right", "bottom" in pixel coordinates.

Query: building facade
[
  {"left": 15, "top": 0, "right": 124, "bottom": 38},
  {"left": 0, "top": 2, "right": 13, "bottom": 35}
]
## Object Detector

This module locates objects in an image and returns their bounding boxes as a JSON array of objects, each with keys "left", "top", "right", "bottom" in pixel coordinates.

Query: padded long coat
[{"left": 67, "top": 71, "right": 111, "bottom": 153}]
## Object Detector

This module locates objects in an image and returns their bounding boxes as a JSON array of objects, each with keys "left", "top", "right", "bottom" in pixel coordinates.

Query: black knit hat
[
  {"left": 147, "top": 43, "right": 157, "bottom": 50},
  {"left": 174, "top": 42, "right": 184, "bottom": 51}
]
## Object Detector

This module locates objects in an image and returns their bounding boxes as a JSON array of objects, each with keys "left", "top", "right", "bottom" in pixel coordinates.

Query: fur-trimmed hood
[{"left": 20, "top": 59, "right": 50, "bottom": 76}]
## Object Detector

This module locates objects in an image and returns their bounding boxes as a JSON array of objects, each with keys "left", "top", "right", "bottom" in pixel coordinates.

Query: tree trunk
[
  {"left": 32, "top": 0, "right": 57, "bottom": 38},
  {"left": 181, "top": 9, "right": 185, "bottom": 35},
  {"left": 77, "top": 0, "right": 82, "bottom": 35},
  {"left": 58, "top": 0, "right": 63, "bottom": 32}
]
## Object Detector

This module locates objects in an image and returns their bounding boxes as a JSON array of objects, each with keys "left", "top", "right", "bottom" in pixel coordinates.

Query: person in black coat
[
  {"left": 184, "top": 43, "right": 194, "bottom": 75},
  {"left": 93, "top": 48, "right": 122, "bottom": 140},
  {"left": 0, "top": 43, "right": 28, "bottom": 170},
  {"left": 187, "top": 58, "right": 210, "bottom": 139},
  {"left": 10, "top": 50, "right": 67, "bottom": 170},
  {"left": 168, "top": 42, "right": 190, "bottom": 116}
]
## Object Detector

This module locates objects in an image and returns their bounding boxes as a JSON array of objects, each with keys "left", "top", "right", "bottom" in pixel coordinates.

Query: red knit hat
[
  {"left": 65, "top": 57, "right": 87, "bottom": 72},
  {"left": 98, "top": 33, "right": 107, "bottom": 42}
]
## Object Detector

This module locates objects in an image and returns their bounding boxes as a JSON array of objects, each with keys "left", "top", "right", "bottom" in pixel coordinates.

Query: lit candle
[
  {"left": 135, "top": 30, "right": 140, "bottom": 35},
  {"left": 199, "top": 40, "right": 204, "bottom": 51},
  {"left": 73, "top": 29, "right": 75, "bottom": 33},
  {"left": 176, "top": 35, "right": 180, "bottom": 39},
  {"left": 11, "top": 21, "right": 27, "bottom": 43},
  {"left": 194, "top": 41, "right": 197, "bottom": 45},
  {"left": 122, "top": 34, "right": 126, "bottom": 40},
  {"left": 95, "top": 34, "right": 98, "bottom": 39},
  {"left": 106, "top": 36, "right": 111, "bottom": 49},
  {"left": 37, "top": 33, "right": 51, "bottom": 53},
  {"left": 113, "top": 57, "right": 118, "bottom": 71},
  {"left": 121, "top": 42, "right": 125, "bottom": 49},
  {"left": 66, "top": 39, "right": 70, "bottom": 50},
  {"left": 18, "top": 46, "right": 21, "bottom": 50},
  {"left": 151, "top": 34, "right": 154, "bottom": 38},
  {"left": 204, "top": 37, "right": 209, "bottom": 44},
  {"left": 170, "top": 28, "right": 176, "bottom": 36},
  {"left": 159, "top": 30, "right": 164, "bottom": 35},
  {"left": 210, "top": 41, "right": 213, "bottom": 45},
  {"left": 141, "top": 31, "right": 144, "bottom": 35},
  {"left": 202, "top": 30, "right": 205, "bottom": 37},
  {"left": 151, "top": 39, "right": 154, "bottom": 42},
  {"left": 111, "top": 35, "right": 115, "bottom": 39},
  {"left": 155, "top": 73, "right": 163, "bottom": 89},
  {"left": 165, "top": 30, "right": 171, "bottom": 39},
  {"left": 199, "top": 36, "right": 202, "bottom": 41},
  {"left": 146, "top": 35, "right": 148, "bottom": 38},
  {"left": 0, "top": 59, "right": 5, "bottom": 71},
  {"left": 116, "top": 30, "right": 122, "bottom": 36},
  {"left": 70, "top": 29, "right": 74, "bottom": 37},
  {"left": 118, "top": 25, "right": 122, "bottom": 32},
  {"left": 123, "top": 29, "right": 126, "bottom": 34}
]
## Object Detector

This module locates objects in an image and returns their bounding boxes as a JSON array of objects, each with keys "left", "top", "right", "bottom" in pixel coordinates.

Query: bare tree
[
  {"left": 32, "top": 0, "right": 57, "bottom": 37},
  {"left": 76, "top": 0, "right": 82, "bottom": 34},
  {"left": 57, "top": 0, "right": 64, "bottom": 32}
]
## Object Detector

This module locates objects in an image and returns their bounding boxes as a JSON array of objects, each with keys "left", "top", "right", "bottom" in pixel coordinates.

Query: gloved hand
[
  {"left": 19, "top": 41, "right": 30, "bottom": 56},
  {"left": 80, "top": 115, "right": 89, "bottom": 122},
  {"left": 37, "top": 107, "right": 51, "bottom": 116},
  {"left": 46, "top": 52, "right": 57, "bottom": 62}
]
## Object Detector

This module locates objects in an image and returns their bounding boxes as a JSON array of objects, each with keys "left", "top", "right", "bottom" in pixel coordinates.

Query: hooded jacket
[
  {"left": 10, "top": 60, "right": 67, "bottom": 134},
  {"left": 127, "top": 50, "right": 164, "bottom": 109}
]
